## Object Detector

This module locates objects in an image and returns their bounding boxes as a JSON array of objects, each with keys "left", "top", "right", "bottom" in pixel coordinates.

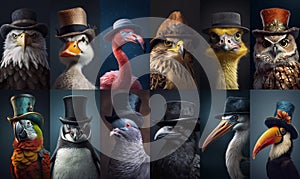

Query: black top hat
[
  {"left": 156, "top": 101, "right": 198, "bottom": 127},
  {"left": 215, "top": 97, "right": 249, "bottom": 119},
  {"left": 59, "top": 95, "right": 92, "bottom": 124},
  {"left": 265, "top": 101, "right": 298, "bottom": 139},
  {"left": 203, "top": 12, "right": 249, "bottom": 34},
  {"left": 0, "top": 8, "right": 48, "bottom": 39},
  {"left": 55, "top": 7, "right": 95, "bottom": 41},
  {"left": 105, "top": 93, "right": 144, "bottom": 127},
  {"left": 104, "top": 18, "right": 141, "bottom": 42}
]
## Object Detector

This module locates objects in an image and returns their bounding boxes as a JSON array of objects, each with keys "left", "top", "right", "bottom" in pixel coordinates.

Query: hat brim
[
  {"left": 59, "top": 116, "right": 92, "bottom": 124},
  {"left": 103, "top": 24, "right": 141, "bottom": 42},
  {"left": 55, "top": 28, "right": 95, "bottom": 42},
  {"left": 203, "top": 25, "right": 249, "bottom": 34},
  {"left": 156, "top": 117, "right": 198, "bottom": 125},
  {"left": 252, "top": 27, "right": 299, "bottom": 38},
  {"left": 0, "top": 23, "right": 48, "bottom": 39},
  {"left": 215, "top": 112, "right": 250, "bottom": 119},
  {"left": 7, "top": 112, "right": 44, "bottom": 127},
  {"left": 265, "top": 117, "right": 298, "bottom": 139}
]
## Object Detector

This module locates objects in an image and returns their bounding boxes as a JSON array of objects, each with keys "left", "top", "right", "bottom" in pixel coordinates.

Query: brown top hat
[
  {"left": 0, "top": 8, "right": 48, "bottom": 39},
  {"left": 56, "top": 7, "right": 95, "bottom": 41},
  {"left": 253, "top": 8, "right": 299, "bottom": 38},
  {"left": 150, "top": 11, "right": 197, "bottom": 49}
]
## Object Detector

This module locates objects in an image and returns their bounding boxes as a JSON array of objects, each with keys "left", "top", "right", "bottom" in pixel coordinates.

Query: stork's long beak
[
  {"left": 168, "top": 40, "right": 185, "bottom": 58},
  {"left": 252, "top": 126, "right": 283, "bottom": 159},
  {"left": 17, "top": 32, "right": 32, "bottom": 52},
  {"left": 14, "top": 121, "right": 27, "bottom": 142},
  {"left": 201, "top": 119, "right": 236, "bottom": 152},
  {"left": 60, "top": 41, "right": 82, "bottom": 57}
]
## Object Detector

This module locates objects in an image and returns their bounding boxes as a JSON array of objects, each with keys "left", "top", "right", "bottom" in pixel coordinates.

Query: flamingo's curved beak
[{"left": 122, "top": 31, "right": 146, "bottom": 53}]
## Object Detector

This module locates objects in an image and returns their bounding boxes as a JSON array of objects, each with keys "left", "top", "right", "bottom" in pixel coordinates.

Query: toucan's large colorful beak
[
  {"left": 17, "top": 32, "right": 32, "bottom": 52},
  {"left": 60, "top": 41, "right": 82, "bottom": 57},
  {"left": 252, "top": 126, "right": 283, "bottom": 159},
  {"left": 202, "top": 119, "right": 236, "bottom": 152}
]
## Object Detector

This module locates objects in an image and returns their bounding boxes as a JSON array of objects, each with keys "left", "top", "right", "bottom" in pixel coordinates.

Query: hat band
[
  {"left": 12, "top": 19, "right": 36, "bottom": 25},
  {"left": 57, "top": 24, "right": 88, "bottom": 36},
  {"left": 264, "top": 19, "right": 287, "bottom": 32},
  {"left": 212, "top": 22, "right": 241, "bottom": 27}
]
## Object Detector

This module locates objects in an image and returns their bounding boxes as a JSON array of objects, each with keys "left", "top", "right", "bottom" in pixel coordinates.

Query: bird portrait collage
[{"left": 0, "top": 0, "right": 300, "bottom": 179}]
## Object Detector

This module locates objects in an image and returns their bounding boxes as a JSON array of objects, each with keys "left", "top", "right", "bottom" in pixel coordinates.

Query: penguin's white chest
[{"left": 52, "top": 148, "right": 98, "bottom": 179}]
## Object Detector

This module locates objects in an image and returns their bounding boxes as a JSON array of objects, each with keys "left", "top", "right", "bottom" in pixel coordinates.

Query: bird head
[
  {"left": 112, "top": 29, "right": 145, "bottom": 52},
  {"left": 62, "top": 123, "right": 90, "bottom": 143},
  {"left": 110, "top": 118, "right": 142, "bottom": 144},
  {"left": 202, "top": 114, "right": 249, "bottom": 152},
  {"left": 252, "top": 126, "right": 291, "bottom": 159},
  {"left": 207, "top": 27, "right": 248, "bottom": 61},
  {"left": 59, "top": 34, "right": 94, "bottom": 66},
  {"left": 154, "top": 125, "right": 193, "bottom": 146},
  {"left": 13, "top": 119, "right": 42, "bottom": 142}
]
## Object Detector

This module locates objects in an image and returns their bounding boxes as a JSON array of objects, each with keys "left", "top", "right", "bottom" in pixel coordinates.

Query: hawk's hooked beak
[
  {"left": 168, "top": 40, "right": 185, "bottom": 58},
  {"left": 60, "top": 41, "right": 82, "bottom": 57},
  {"left": 17, "top": 32, "right": 32, "bottom": 52}
]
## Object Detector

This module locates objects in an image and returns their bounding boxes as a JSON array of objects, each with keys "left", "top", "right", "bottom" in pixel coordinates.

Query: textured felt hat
[
  {"left": 104, "top": 18, "right": 141, "bottom": 42},
  {"left": 56, "top": 7, "right": 95, "bottom": 41},
  {"left": 215, "top": 97, "right": 250, "bottom": 119},
  {"left": 265, "top": 101, "right": 298, "bottom": 139},
  {"left": 156, "top": 101, "right": 198, "bottom": 127},
  {"left": 252, "top": 8, "right": 299, "bottom": 38},
  {"left": 105, "top": 93, "right": 144, "bottom": 127},
  {"left": 0, "top": 8, "right": 48, "bottom": 39},
  {"left": 203, "top": 12, "right": 249, "bottom": 34},
  {"left": 7, "top": 94, "right": 44, "bottom": 128},
  {"left": 150, "top": 11, "right": 196, "bottom": 48},
  {"left": 59, "top": 95, "right": 92, "bottom": 124}
]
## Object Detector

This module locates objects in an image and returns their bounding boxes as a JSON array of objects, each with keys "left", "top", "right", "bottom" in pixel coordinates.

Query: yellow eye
[
  {"left": 164, "top": 40, "right": 172, "bottom": 47},
  {"left": 280, "top": 39, "right": 289, "bottom": 47},
  {"left": 12, "top": 33, "right": 18, "bottom": 39},
  {"left": 280, "top": 128, "right": 286, "bottom": 135},
  {"left": 234, "top": 32, "right": 242, "bottom": 40}
]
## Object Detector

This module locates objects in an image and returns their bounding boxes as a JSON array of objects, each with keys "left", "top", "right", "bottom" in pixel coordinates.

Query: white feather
[{"left": 269, "top": 132, "right": 292, "bottom": 160}]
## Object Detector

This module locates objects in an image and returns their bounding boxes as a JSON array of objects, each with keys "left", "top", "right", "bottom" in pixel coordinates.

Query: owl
[
  {"left": 253, "top": 33, "right": 300, "bottom": 89},
  {"left": 150, "top": 11, "right": 197, "bottom": 90}
]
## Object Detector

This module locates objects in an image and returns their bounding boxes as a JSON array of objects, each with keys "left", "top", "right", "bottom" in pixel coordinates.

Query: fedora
[
  {"left": 0, "top": 8, "right": 48, "bottom": 39},
  {"left": 104, "top": 18, "right": 141, "bottom": 42},
  {"left": 252, "top": 8, "right": 299, "bottom": 38},
  {"left": 215, "top": 97, "right": 250, "bottom": 119},
  {"left": 203, "top": 12, "right": 249, "bottom": 34},
  {"left": 56, "top": 7, "right": 95, "bottom": 41}
]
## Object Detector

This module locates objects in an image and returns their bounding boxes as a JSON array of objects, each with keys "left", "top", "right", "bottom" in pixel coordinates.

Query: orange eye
[{"left": 125, "top": 123, "right": 131, "bottom": 128}]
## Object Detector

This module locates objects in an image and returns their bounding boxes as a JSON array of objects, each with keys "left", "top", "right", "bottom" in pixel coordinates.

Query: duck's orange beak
[{"left": 60, "top": 41, "right": 82, "bottom": 57}]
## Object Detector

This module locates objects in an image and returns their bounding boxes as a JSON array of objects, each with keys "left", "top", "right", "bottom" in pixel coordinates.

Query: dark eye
[
  {"left": 234, "top": 32, "right": 242, "bottom": 40},
  {"left": 125, "top": 123, "right": 131, "bottom": 128},
  {"left": 232, "top": 115, "right": 238, "bottom": 120},
  {"left": 262, "top": 39, "right": 272, "bottom": 48},
  {"left": 210, "top": 32, "right": 218, "bottom": 40},
  {"left": 280, "top": 128, "right": 286, "bottom": 135},
  {"left": 27, "top": 121, "right": 31, "bottom": 125},
  {"left": 280, "top": 39, "right": 289, "bottom": 47},
  {"left": 164, "top": 40, "right": 172, "bottom": 47},
  {"left": 70, "top": 131, "right": 74, "bottom": 137},
  {"left": 30, "top": 33, "right": 36, "bottom": 38},
  {"left": 12, "top": 33, "right": 18, "bottom": 39}
]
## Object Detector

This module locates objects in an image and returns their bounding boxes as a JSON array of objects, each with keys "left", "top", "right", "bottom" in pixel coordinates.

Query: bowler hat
[
  {"left": 203, "top": 12, "right": 249, "bottom": 34},
  {"left": 215, "top": 97, "right": 250, "bottom": 119},
  {"left": 56, "top": 7, "right": 95, "bottom": 41},
  {"left": 59, "top": 95, "right": 92, "bottom": 124},
  {"left": 7, "top": 94, "right": 44, "bottom": 128},
  {"left": 265, "top": 101, "right": 298, "bottom": 139},
  {"left": 0, "top": 8, "right": 48, "bottom": 39}
]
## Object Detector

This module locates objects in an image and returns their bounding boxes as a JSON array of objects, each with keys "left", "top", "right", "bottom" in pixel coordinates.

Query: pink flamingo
[{"left": 100, "top": 19, "right": 144, "bottom": 90}]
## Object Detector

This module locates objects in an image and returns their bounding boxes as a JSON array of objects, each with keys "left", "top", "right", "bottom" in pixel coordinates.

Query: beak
[
  {"left": 252, "top": 126, "right": 283, "bottom": 159},
  {"left": 272, "top": 45, "right": 278, "bottom": 57},
  {"left": 17, "top": 32, "right": 32, "bottom": 52},
  {"left": 110, "top": 128, "right": 121, "bottom": 137},
  {"left": 202, "top": 119, "right": 236, "bottom": 152},
  {"left": 217, "top": 35, "right": 239, "bottom": 51},
  {"left": 59, "top": 41, "right": 82, "bottom": 57},
  {"left": 168, "top": 40, "right": 185, "bottom": 58},
  {"left": 154, "top": 126, "right": 179, "bottom": 140},
  {"left": 14, "top": 121, "right": 27, "bottom": 142},
  {"left": 126, "top": 33, "right": 145, "bottom": 53}
]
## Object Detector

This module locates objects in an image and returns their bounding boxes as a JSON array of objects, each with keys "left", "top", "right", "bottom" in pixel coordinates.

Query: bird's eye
[
  {"left": 232, "top": 115, "right": 238, "bottom": 120},
  {"left": 164, "top": 40, "right": 172, "bottom": 47},
  {"left": 125, "top": 123, "right": 131, "bottom": 128},
  {"left": 280, "top": 128, "right": 286, "bottom": 135},
  {"left": 234, "top": 32, "right": 242, "bottom": 40},
  {"left": 70, "top": 131, "right": 74, "bottom": 137},
  {"left": 12, "top": 33, "right": 18, "bottom": 39},
  {"left": 210, "top": 33, "right": 218, "bottom": 40},
  {"left": 262, "top": 39, "right": 272, "bottom": 48},
  {"left": 279, "top": 39, "right": 289, "bottom": 47},
  {"left": 27, "top": 121, "right": 31, "bottom": 125},
  {"left": 30, "top": 33, "right": 36, "bottom": 38}
]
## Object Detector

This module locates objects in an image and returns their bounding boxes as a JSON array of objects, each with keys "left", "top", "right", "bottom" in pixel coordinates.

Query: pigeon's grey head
[{"left": 110, "top": 118, "right": 142, "bottom": 144}]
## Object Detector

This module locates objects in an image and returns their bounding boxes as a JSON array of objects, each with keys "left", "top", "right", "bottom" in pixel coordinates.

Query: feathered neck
[
  {"left": 1, "top": 46, "right": 49, "bottom": 70},
  {"left": 13, "top": 138, "right": 43, "bottom": 152},
  {"left": 269, "top": 132, "right": 292, "bottom": 160}
]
